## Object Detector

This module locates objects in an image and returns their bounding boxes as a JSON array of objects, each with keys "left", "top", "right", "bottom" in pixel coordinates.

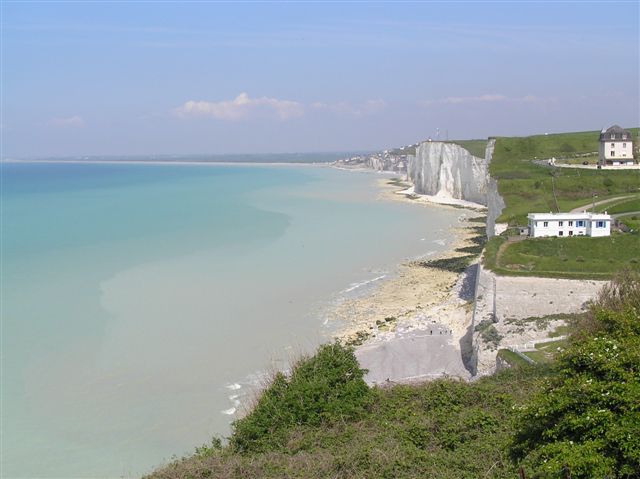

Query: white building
[
  {"left": 527, "top": 212, "right": 611, "bottom": 238},
  {"left": 599, "top": 125, "right": 635, "bottom": 166}
]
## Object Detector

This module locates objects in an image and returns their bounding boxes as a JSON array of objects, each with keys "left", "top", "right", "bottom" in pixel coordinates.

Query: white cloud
[
  {"left": 49, "top": 115, "right": 85, "bottom": 128},
  {"left": 174, "top": 92, "right": 303, "bottom": 120},
  {"left": 310, "top": 99, "right": 386, "bottom": 116},
  {"left": 423, "top": 94, "right": 543, "bottom": 106},
  {"left": 442, "top": 94, "right": 507, "bottom": 104}
]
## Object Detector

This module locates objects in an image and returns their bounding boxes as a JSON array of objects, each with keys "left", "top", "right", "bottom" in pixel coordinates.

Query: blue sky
[{"left": 2, "top": 1, "right": 639, "bottom": 157}]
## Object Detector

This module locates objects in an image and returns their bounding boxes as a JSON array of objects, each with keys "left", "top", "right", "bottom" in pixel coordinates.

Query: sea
[{"left": 1, "top": 159, "right": 463, "bottom": 478}]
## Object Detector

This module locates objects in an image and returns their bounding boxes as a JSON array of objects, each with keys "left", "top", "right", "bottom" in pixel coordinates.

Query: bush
[
  {"left": 230, "top": 343, "right": 374, "bottom": 453},
  {"left": 511, "top": 271, "right": 640, "bottom": 478}
]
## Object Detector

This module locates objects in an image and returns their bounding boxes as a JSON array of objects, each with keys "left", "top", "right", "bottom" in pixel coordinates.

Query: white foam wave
[
  {"left": 432, "top": 239, "right": 446, "bottom": 246},
  {"left": 226, "top": 383, "right": 242, "bottom": 391},
  {"left": 221, "top": 407, "right": 236, "bottom": 415},
  {"left": 341, "top": 275, "right": 386, "bottom": 294}
]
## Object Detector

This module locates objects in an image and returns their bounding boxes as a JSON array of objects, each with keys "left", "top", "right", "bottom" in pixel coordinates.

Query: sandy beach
[{"left": 327, "top": 177, "right": 486, "bottom": 384}]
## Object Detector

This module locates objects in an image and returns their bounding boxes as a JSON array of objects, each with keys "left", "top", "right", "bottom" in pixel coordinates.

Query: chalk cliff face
[
  {"left": 407, "top": 139, "right": 504, "bottom": 237},
  {"left": 408, "top": 141, "right": 490, "bottom": 205}
]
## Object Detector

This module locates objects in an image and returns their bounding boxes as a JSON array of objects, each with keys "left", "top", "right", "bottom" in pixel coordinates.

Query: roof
[
  {"left": 528, "top": 212, "right": 611, "bottom": 221},
  {"left": 599, "top": 125, "right": 632, "bottom": 142}
]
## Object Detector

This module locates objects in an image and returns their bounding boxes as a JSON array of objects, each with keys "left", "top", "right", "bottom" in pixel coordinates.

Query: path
[{"left": 570, "top": 195, "right": 634, "bottom": 213}]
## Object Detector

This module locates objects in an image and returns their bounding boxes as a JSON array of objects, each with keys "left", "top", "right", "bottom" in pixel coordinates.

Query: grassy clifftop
[{"left": 490, "top": 128, "right": 639, "bottom": 226}]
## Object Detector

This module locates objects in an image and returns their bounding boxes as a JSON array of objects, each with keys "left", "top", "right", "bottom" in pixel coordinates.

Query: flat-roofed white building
[
  {"left": 599, "top": 125, "right": 635, "bottom": 166},
  {"left": 527, "top": 212, "right": 611, "bottom": 238}
]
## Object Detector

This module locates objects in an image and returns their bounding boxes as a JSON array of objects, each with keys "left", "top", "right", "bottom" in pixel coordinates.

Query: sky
[{"left": 2, "top": 1, "right": 639, "bottom": 157}]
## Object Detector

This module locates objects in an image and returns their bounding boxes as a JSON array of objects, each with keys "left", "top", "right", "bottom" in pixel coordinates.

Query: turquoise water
[{"left": 1, "top": 162, "right": 462, "bottom": 478}]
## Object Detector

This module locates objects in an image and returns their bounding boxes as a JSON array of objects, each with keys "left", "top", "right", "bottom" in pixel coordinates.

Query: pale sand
[
  {"left": 377, "top": 177, "right": 487, "bottom": 210},
  {"left": 327, "top": 178, "right": 485, "bottom": 384}
]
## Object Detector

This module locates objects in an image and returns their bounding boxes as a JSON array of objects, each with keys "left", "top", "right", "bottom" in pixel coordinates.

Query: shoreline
[
  {"left": 1, "top": 159, "right": 334, "bottom": 168},
  {"left": 326, "top": 177, "right": 487, "bottom": 384}
]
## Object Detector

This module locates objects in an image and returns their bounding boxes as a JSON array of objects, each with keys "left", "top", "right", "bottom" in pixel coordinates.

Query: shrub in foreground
[
  {"left": 230, "top": 343, "right": 373, "bottom": 453},
  {"left": 511, "top": 271, "right": 640, "bottom": 478}
]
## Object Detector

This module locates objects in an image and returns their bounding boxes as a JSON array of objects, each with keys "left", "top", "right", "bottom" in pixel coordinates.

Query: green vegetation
[
  {"left": 490, "top": 129, "right": 640, "bottom": 225},
  {"left": 151, "top": 362, "right": 547, "bottom": 479},
  {"left": 522, "top": 340, "right": 567, "bottom": 365},
  {"left": 594, "top": 196, "right": 640, "bottom": 215},
  {"left": 619, "top": 214, "right": 640, "bottom": 232},
  {"left": 511, "top": 270, "right": 640, "bottom": 478},
  {"left": 416, "top": 224, "right": 486, "bottom": 273},
  {"left": 483, "top": 234, "right": 640, "bottom": 279},
  {"left": 475, "top": 319, "right": 503, "bottom": 349},
  {"left": 387, "top": 177, "right": 410, "bottom": 188},
  {"left": 416, "top": 254, "right": 477, "bottom": 273},
  {"left": 448, "top": 139, "right": 488, "bottom": 158},
  {"left": 150, "top": 276, "right": 639, "bottom": 479},
  {"left": 148, "top": 271, "right": 640, "bottom": 479},
  {"left": 497, "top": 348, "right": 532, "bottom": 368},
  {"left": 231, "top": 343, "right": 374, "bottom": 453},
  {"left": 390, "top": 145, "right": 417, "bottom": 156}
]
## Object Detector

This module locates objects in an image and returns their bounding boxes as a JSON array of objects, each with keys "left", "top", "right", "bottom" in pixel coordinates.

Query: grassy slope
[
  {"left": 491, "top": 128, "right": 640, "bottom": 226},
  {"left": 594, "top": 196, "right": 640, "bottom": 214},
  {"left": 148, "top": 367, "right": 546, "bottom": 479},
  {"left": 499, "top": 234, "right": 639, "bottom": 277},
  {"left": 449, "top": 139, "right": 488, "bottom": 158},
  {"left": 484, "top": 128, "right": 640, "bottom": 279},
  {"left": 484, "top": 234, "right": 640, "bottom": 279}
]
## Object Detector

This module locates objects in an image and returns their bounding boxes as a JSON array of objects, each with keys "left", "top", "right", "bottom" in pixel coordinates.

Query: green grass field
[
  {"left": 490, "top": 129, "right": 640, "bottom": 225},
  {"left": 449, "top": 139, "right": 488, "bottom": 158},
  {"left": 484, "top": 234, "right": 640, "bottom": 279},
  {"left": 594, "top": 196, "right": 640, "bottom": 214}
]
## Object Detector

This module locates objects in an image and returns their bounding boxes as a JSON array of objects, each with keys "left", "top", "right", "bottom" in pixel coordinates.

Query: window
[
  {"left": 597, "top": 221, "right": 605, "bottom": 228},
  {"left": 569, "top": 231, "right": 574, "bottom": 236},
  {"left": 611, "top": 133, "right": 615, "bottom": 139},
  {"left": 543, "top": 221, "right": 548, "bottom": 227},
  {"left": 559, "top": 231, "right": 564, "bottom": 236},
  {"left": 623, "top": 143, "right": 626, "bottom": 148},
  {"left": 577, "top": 220, "right": 584, "bottom": 227},
  {"left": 569, "top": 221, "right": 573, "bottom": 226},
  {"left": 623, "top": 134, "right": 628, "bottom": 140},
  {"left": 559, "top": 221, "right": 563, "bottom": 226},
  {"left": 611, "top": 151, "right": 615, "bottom": 156},
  {"left": 611, "top": 143, "right": 615, "bottom": 147}
]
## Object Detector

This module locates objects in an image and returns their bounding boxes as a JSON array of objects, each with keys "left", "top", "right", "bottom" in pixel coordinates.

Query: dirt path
[{"left": 569, "top": 195, "right": 634, "bottom": 213}]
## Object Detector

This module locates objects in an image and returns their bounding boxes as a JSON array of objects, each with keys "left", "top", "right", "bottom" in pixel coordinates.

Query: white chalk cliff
[
  {"left": 408, "top": 142, "right": 490, "bottom": 205},
  {"left": 407, "top": 139, "right": 504, "bottom": 236}
]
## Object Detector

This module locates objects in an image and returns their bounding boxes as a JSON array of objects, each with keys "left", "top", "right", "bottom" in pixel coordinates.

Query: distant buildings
[
  {"left": 598, "top": 125, "right": 635, "bottom": 166},
  {"left": 527, "top": 212, "right": 611, "bottom": 238}
]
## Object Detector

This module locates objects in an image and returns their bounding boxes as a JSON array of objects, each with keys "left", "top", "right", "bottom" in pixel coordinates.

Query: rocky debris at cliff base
[
  {"left": 379, "top": 181, "right": 487, "bottom": 210},
  {"left": 473, "top": 266, "right": 608, "bottom": 376},
  {"left": 327, "top": 219, "right": 483, "bottom": 384}
]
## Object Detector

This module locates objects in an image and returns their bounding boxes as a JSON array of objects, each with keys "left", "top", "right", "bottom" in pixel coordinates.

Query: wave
[{"left": 341, "top": 274, "right": 387, "bottom": 294}]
